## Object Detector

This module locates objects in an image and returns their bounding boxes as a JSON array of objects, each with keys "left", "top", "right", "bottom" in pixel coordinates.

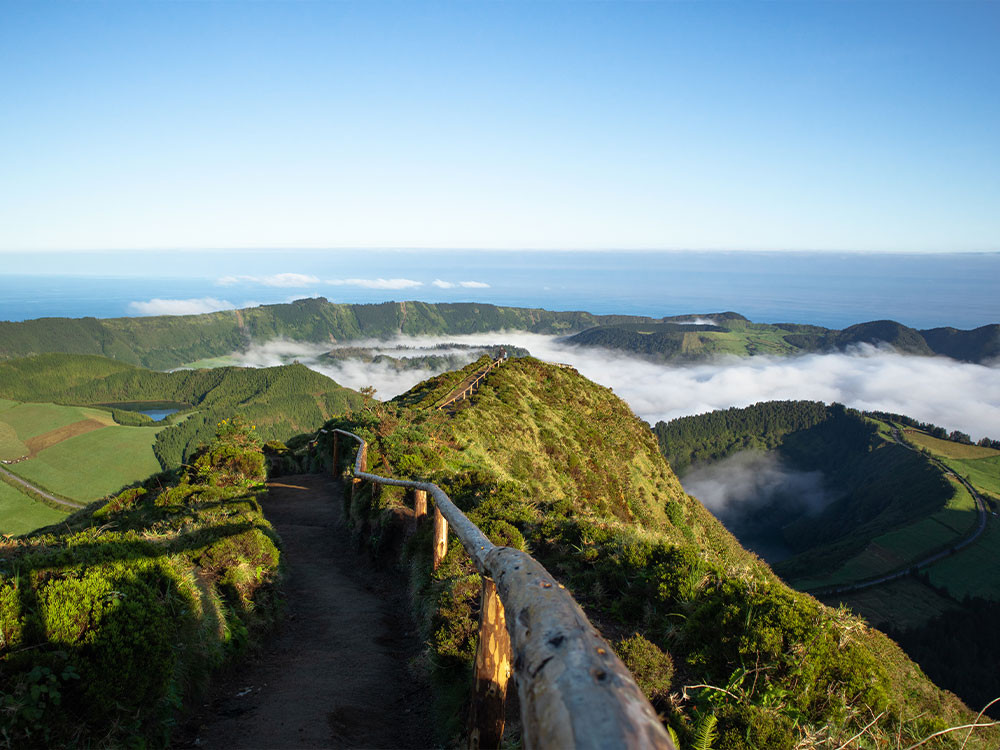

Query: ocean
[{"left": 1, "top": 250, "right": 998, "bottom": 329}]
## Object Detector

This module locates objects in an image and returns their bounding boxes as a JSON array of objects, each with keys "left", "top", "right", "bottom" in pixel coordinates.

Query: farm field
[
  {"left": 794, "top": 479, "right": 975, "bottom": 591},
  {"left": 0, "top": 479, "right": 67, "bottom": 536},
  {"left": 824, "top": 576, "right": 959, "bottom": 630},
  {"left": 904, "top": 429, "right": 1000, "bottom": 459},
  {"left": 926, "top": 516, "right": 1000, "bottom": 600},
  {"left": 0, "top": 402, "right": 116, "bottom": 443},
  {"left": 9, "top": 424, "right": 163, "bottom": 502}
]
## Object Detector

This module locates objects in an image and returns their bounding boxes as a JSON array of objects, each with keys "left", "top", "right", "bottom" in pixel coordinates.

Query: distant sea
[{"left": 1, "top": 250, "right": 998, "bottom": 330}]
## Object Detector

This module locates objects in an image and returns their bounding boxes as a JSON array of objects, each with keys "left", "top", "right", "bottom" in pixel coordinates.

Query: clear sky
[{"left": 1, "top": 0, "right": 998, "bottom": 253}]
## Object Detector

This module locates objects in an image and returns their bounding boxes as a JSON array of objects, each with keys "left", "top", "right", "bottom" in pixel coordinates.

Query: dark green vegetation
[
  {"left": 655, "top": 401, "right": 972, "bottom": 588},
  {"left": 317, "top": 359, "right": 990, "bottom": 748},
  {"left": 0, "top": 353, "right": 362, "bottom": 470},
  {"left": 2, "top": 298, "right": 996, "bottom": 368},
  {"left": 567, "top": 313, "right": 1000, "bottom": 363},
  {"left": 0, "top": 419, "right": 281, "bottom": 747},
  {"left": 658, "top": 402, "right": 1000, "bottom": 719},
  {"left": 0, "top": 298, "right": 656, "bottom": 369}
]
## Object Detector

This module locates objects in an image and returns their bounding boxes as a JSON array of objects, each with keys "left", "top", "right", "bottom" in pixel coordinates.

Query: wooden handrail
[
  {"left": 436, "top": 354, "right": 506, "bottom": 412},
  {"left": 332, "top": 428, "right": 675, "bottom": 750}
]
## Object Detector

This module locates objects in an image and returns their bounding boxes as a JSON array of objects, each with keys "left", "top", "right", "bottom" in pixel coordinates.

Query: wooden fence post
[
  {"left": 414, "top": 489, "right": 427, "bottom": 523},
  {"left": 332, "top": 434, "right": 339, "bottom": 476},
  {"left": 351, "top": 443, "right": 367, "bottom": 519},
  {"left": 433, "top": 507, "right": 448, "bottom": 570},
  {"left": 468, "top": 577, "right": 512, "bottom": 750}
]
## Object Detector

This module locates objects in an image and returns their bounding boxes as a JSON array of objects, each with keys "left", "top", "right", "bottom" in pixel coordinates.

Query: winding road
[{"left": 0, "top": 465, "right": 84, "bottom": 510}]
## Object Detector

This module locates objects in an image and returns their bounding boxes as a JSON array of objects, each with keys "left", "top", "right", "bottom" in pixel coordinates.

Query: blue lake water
[
  {"left": 1, "top": 250, "right": 998, "bottom": 330},
  {"left": 138, "top": 409, "right": 179, "bottom": 421}
]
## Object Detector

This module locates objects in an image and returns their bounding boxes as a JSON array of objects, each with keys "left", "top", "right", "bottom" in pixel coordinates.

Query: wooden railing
[
  {"left": 332, "top": 428, "right": 675, "bottom": 750},
  {"left": 435, "top": 355, "right": 507, "bottom": 412}
]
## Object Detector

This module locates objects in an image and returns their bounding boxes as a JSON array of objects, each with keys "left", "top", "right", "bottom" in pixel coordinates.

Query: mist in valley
[
  {"left": 680, "top": 451, "right": 836, "bottom": 562},
  {"left": 228, "top": 332, "right": 1000, "bottom": 441}
]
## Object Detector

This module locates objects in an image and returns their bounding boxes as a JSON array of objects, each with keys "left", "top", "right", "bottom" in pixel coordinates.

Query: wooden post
[
  {"left": 414, "top": 489, "right": 427, "bottom": 520},
  {"left": 332, "top": 434, "right": 339, "bottom": 476},
  {"left": 350, "top": 443, "right": 367, "bottom": 520},
  {"left": 433, "top": 507, "right": 448, "bottom": 570},
  {"left": 468, "top": 577, "right": 512, "bottom": 750}
]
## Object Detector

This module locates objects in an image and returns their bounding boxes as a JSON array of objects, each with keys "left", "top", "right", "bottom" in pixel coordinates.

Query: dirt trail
[{"left": 175, "top": 474, "right": 435, "bottom": 749}]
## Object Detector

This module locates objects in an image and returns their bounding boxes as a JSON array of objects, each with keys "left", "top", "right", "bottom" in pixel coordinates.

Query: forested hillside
[
  {"left": 566, "top": 315, "right": 1000, "bottom": 363},
  {"left": 656, "top": 401, "right": 1000, "bottom": 716},
  {"left": 318, "top": 360, "right": 991, "bottom": 748},
  {"left": 0, "top": 299, "right": 657, "bottom": 369},
  {"left": 0, "top": 354, "right": 362, "bottom": 468},
  {"left": 1, "top": 299, "right": 997, "bottom": 367}
]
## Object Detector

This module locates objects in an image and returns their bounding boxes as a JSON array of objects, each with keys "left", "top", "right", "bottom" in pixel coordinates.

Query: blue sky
[{"left": 1, "top": 1, "right": 998, "bottom": 253}]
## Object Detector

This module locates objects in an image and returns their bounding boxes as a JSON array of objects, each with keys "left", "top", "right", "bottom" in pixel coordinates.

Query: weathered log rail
[
  {"left": 331, "top": 428, "right": 675, "bottom": 750},
  {"left": 435, "top": 354, "right": 507, "bottom": 412}
]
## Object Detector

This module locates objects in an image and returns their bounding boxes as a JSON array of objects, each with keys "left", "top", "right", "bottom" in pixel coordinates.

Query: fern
[{"left": 691, "top": 713, "right": 717, "bottom": 750}]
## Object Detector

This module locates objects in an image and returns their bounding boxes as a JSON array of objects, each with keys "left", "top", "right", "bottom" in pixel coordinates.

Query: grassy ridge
[
  {"left": 569, "top": 316, "right": 1000, "bottom": 363},
  {"left": 2, "top": 299, "right": 996, "bottom": 368},
  {"left": 323, "top": 359, "right": 989, "bottom": 748},
  {"left": 0, "top": 299, "right": 657, "bottom": 369}
]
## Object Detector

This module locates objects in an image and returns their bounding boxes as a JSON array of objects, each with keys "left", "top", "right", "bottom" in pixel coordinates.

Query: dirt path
[{"left": 175, "top": 474, "right": 435, "bottom": 749}]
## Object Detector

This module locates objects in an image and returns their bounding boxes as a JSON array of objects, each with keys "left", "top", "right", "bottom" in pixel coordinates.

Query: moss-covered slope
[{"left": 326, "top": 358, "right": 993, "bottom": 748}]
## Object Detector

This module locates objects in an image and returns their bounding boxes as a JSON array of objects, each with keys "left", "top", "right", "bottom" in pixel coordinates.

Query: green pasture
[
  {"left": 7, "top": 424, "right": 163, "bottom": 502},
  {"left": 0, "top": 401, "right": 114, "bottom": 440},
  {"left": 944, "top": 455, "right": 1000, "bottom": 503},
  {"left": 0, "top": 398, "right": 18, "bottom": 413},
  {"left": 824, "top": 577, "right": 958, "bottom": 630},
  {"left": 905, "top": 429, "right": 999, "bottom": 459},
  {"left": 926, "top": 516, "right": 1000, "bottom": 600},
  {"left": 0, "top": 421, "right": 28, "bottom": 460},
  {"left": 795, "top": 480, "right": 975, "bottom": 590},
  {"left": 0, "top": 479, "right": 67, "bottom": 536}
]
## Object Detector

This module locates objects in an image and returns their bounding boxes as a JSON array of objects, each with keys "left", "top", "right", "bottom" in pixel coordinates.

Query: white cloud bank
[
  {"left": 128, "top": 297, "right": 235, "bottom": 316},
  {"left": 216, "top": 332, "right": 1000, "bottom": 442},
  {"left": 326, "top": 278, "right": 423, "bottom": 290},
  {"left": 218, "top": 273, "right": 320, "bottom": 287},
  {"left": 433, "top": 280, "right": 491, "bottom": 289}
]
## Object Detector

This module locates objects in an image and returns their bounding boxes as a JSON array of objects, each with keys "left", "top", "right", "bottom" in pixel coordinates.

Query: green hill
[
  {"left": 0, "top": 420, "right": 281, "bottom": 747},
  {"left": 0, "top": 299, "right": 658, "bottom": 369},
  {"left": 567, "top": 315, "right": 999, "bottom": 362},
  {"left": 0, "top": 353, "right": 362, "bottom": 469},
  {"left": 656, "top": 401, "right": 1000, "bottom": 716},
  {"left": 321, "top": 361, "right": 991, "bottom": 748},
  {"left": 2, "top": 300, "right": 997, "bottom": 368}
]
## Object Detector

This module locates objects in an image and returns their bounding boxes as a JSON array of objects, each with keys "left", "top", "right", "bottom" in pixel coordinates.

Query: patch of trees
[{"left": 652, "top": 400, "right": 831, "bottom": 472}]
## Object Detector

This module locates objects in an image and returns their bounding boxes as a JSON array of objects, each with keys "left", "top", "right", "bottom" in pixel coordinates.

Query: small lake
[
  {"left": 138, "top": 408, "right": 179, "bottom": 422},
  {"left": 101, "top": 401, "right": 188, "bottom": 422}
]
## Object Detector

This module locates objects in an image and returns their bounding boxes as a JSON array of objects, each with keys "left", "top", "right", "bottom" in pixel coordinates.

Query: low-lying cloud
[
  {"left": 129, "top": 297, "right": 236, "bottom": 316},
  {"left": 217, "top": 273, "right": 320, "bottom": 287},
  {"left": 214, "top": 332, "right": 1000, "bottom": 441},
  {"left": 681, "top": 451, "right": 834, "bottom": 562},
  {"left": 433, "top": 280, "right": 492, "bottom": 289},
  {"left": 326, "top": 278, "right": 423, "bottom": 290},
  {"left": 682, "top": 451, "right": 833, "bottom": 518}
]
